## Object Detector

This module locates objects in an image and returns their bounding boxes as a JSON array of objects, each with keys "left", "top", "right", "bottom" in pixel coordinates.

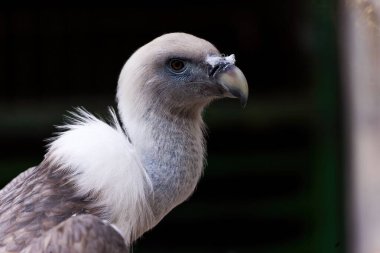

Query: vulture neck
[{"left": 120, "top": 104, "right": 206, "bottom": 221}]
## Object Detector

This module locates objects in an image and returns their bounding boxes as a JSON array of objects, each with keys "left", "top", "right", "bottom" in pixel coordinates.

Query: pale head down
[{"left": 117, "top": 32, "right": 248, "bottom": 123}]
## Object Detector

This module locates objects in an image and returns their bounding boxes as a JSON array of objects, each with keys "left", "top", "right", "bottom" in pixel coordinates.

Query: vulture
[{"left": 0, "top": 32, "right": 248, "bottom": 252}]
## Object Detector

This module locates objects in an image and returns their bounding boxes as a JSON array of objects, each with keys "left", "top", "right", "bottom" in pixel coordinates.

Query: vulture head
[{"left": 117, "top": 32, "right": 248, "bottom": 122}]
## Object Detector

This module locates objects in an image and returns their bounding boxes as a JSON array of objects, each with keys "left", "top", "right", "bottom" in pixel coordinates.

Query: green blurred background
[{"left": 0, "top": 1, "right": 344, "bottom": 252}]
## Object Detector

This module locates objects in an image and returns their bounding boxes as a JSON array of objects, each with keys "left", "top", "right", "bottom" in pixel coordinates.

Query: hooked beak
[
  {"left": 208, "top": 56, "right": 249, "bottom": 107},
  {"left": 216, "top": 65, "right": 249, "bottom": 107}
]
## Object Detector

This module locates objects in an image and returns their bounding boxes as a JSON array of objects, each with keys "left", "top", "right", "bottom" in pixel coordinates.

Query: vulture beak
[{"left": 208, "top": 55, "right": 249, "bottom": 107}]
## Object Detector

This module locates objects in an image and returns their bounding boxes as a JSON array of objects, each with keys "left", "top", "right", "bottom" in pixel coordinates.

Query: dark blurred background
[{"left": 0, "top": 1, "right": 343, "bottom": 252}]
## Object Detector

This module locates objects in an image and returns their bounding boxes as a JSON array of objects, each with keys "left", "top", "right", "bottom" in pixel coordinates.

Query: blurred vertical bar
[
  {"left": 311, "top": 1, "right": 343, "bottom": 252},
  {"left": 342, "top": 1, "right": 380, "bottom": 252}
]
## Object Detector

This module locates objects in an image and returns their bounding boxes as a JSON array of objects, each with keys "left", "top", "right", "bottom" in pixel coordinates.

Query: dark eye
[{"left": 168, "top": 59, "right": 186, "bottom": 73}]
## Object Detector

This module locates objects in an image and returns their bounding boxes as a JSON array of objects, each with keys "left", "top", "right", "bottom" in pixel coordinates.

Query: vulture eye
[{"left": 168, "top": 59, "right": 186, "bottom": 73}]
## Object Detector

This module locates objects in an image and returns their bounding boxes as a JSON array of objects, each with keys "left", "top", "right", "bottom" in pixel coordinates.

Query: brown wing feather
[
  {"left": 0, "top": 161, "right": 107, "bottom": 252},
  {"left": 20, "top": 214, "right": 128, "bottom": 253}
]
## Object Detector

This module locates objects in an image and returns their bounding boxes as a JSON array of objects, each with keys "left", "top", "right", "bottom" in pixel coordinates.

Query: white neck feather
[{"left": 47, "top": 109, "right": 154, "bottom": 245}]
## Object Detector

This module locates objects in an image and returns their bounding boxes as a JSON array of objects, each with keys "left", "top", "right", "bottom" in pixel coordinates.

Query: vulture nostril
[
  {"left": 209, "top": 62, "right": 232, "bottom": 77},
  {"left": 209, "top": 65, "right": 221, "bottom": 77}
]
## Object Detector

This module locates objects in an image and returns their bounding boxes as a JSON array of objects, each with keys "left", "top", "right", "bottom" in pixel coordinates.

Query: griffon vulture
[{"left": 0, "top": 32, "right": 248, "bottom": 252}]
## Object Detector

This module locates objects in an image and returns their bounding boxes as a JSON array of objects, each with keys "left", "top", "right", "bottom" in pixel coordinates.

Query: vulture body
[{"left": 0, "top": 33, "right": 248, "bottom": 252}]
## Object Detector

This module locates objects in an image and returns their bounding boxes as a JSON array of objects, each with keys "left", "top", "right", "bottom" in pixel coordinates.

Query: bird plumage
[
  {"left": 0, "top": 163, "right": 104, "bottom": 252},
  {"left": 21, "top": 215, "right": 128, "bottom": 253},
  {"left": 46, "top": 108, "right": 154, "bottom": 243},
  {"left": 0, "top": 32, "right": 248, "bottom": 252}
]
